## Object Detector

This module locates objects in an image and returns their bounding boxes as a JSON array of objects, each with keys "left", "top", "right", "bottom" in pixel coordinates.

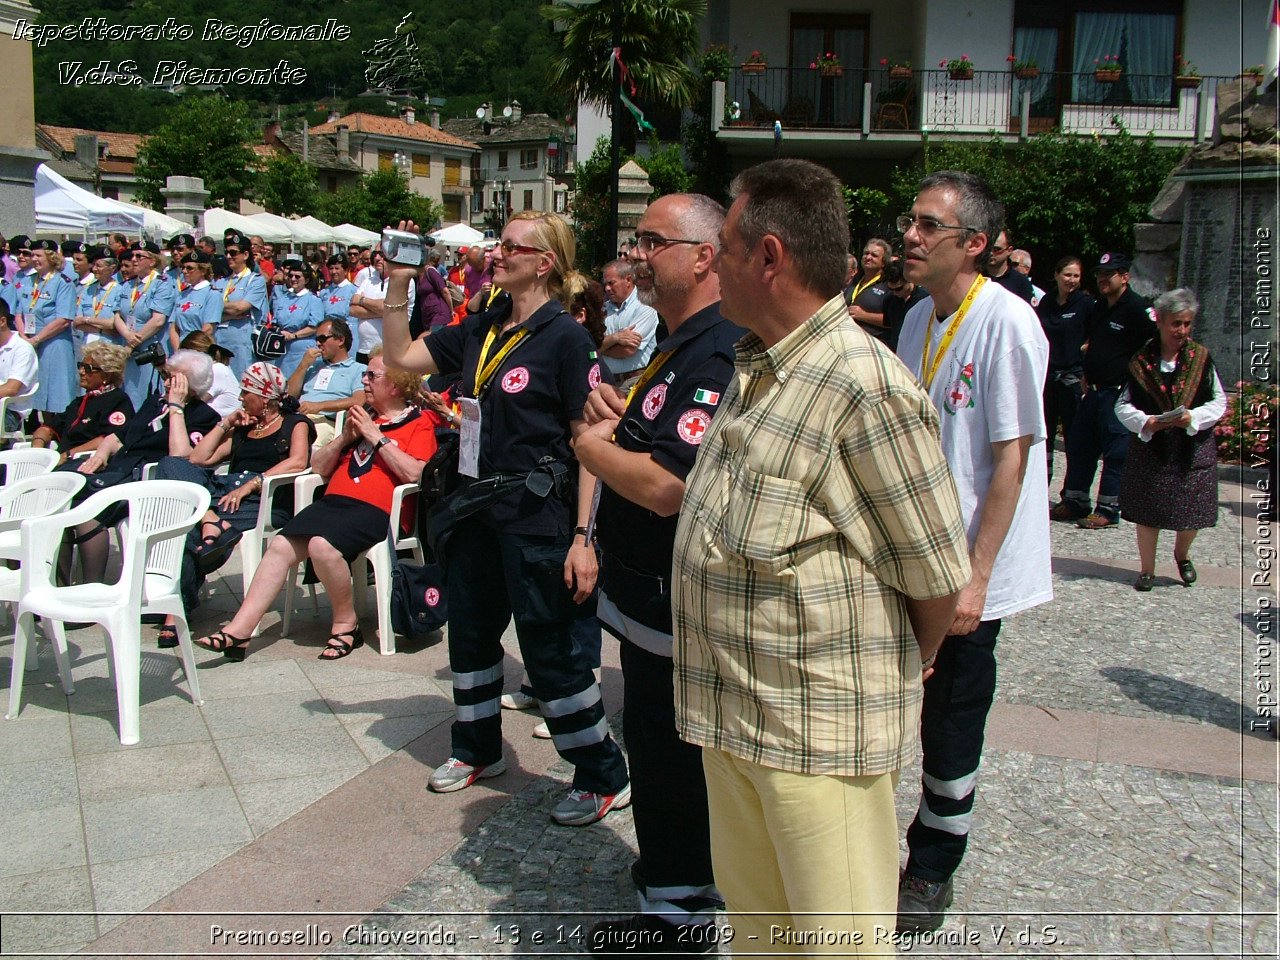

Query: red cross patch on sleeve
[{"left": 676, "top": 409, "right": 711, "bottom": 445}]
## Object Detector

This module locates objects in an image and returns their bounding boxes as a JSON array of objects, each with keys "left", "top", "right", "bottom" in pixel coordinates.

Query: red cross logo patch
[
  {"left": 289, "top": 304, "right": 298, "bottom": 313},
  {"left": 180, "top": 301, "right": 192, "bottom": 312},
  {"left": 587, "top": 363, "right": 601, "bottom": 390},
  {"left": 329, "top": 295, "right": 340, "bottom": 304},
  {"left": 424, "top": 587, "right": 441, "bottom": 608},
  {"left": 642, "top": 383, "right": 667, "bottom": 420},
  {"left": 501, "top": 366, "right": 530, "bottom": 394},
  {"left": 108, "top": 411, "right": 126, "bottom": 426},
  {"left": 676, "top": 409, "right": 711, "bottom": 445}
]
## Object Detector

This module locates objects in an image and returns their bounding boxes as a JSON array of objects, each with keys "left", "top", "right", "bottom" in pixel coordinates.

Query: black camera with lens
[{"left": 132, "top": 343, "right": 167, "bottom": 367}]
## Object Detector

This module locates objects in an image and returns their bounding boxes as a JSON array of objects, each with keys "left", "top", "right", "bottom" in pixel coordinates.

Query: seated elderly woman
[
  {"left": 180, "top": 329, "right": 241, "bottom": 416},
  {"left": 29, "top": 341, "right": 134, "bottom": 460},
  {"left": 60, "top": 349, "right": 221, "bottom": 584},
  {"left": 195, "top": 351, "right": 440, "bottom": 661},
  {"left": 1116, "top": 288, "right": 1226, "bottom": 591},
  {"left": 153, "top": 362, "right": 312, "bottom": 643}
]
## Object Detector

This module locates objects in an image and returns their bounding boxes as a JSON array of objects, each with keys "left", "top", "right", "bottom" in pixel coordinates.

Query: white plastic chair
[
  {"left": 0, "top": 384, "right": 38, "bottom": 445},
  {"left": 6, "top": 479, "right": 211, "bottom": 746},
  {"left": 234, "top": 469, "right": 312, "bottom": 638},
  {"left": 0, "top": 447, "right": 59, "bottom": 486},
  {"left": 281, "top": 481, "right": 420, "bottom": 656},
  {"left": 0, "top": 472, "right": 86, "bottom": 666}
]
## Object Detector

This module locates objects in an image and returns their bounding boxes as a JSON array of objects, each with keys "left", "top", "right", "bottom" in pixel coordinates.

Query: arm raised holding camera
[{"left": 380, "top": 221, "right": 439, "bottom": 375}]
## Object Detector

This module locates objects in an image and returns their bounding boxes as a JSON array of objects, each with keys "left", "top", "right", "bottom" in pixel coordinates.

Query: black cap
[
  {"left": 281, "top": 258, "right": 305, "bottom": 272},
  {"left": 9, "top": 235, "right": 31, "bottom": 251},
  {"left": 1095, "top": 251, "right": 1131, "bottom": 272},
  {"left": 130, "top": 240, "right": 161, "bottom": 255},
  {"left": 30, "top": 239, "right": 59, "bottom": 252},
  {"left": 85, "top": 245, "right": 109, "bottom": 262},
  {"left": 326, "top": 254, "right": 347, "bottom": 267},
  {"left": 180, "top": 250, "right": 212, "bottom": 265},
  {"left": 224, "top": 231, "right": 248, "bottom": 250},
  {"left": 61, "top": 240, "right": 88, "bottom": 257},
  {"left": 167, "top": 233, "right": 196, "bottom": 249}
]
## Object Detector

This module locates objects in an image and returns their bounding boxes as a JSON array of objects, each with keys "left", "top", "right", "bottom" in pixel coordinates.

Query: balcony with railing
[{"left": 722, "top": 66, "right": 1243, "bottom": 142}]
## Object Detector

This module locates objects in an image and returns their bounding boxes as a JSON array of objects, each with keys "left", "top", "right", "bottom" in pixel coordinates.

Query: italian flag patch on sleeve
[{"left": 693, "top": 388, "right": 720, "bottom": 405}]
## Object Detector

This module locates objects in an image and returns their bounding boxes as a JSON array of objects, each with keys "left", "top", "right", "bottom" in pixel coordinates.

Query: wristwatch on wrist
[{"left": 374, "top": 437, "right": 391, "bottom": 451}]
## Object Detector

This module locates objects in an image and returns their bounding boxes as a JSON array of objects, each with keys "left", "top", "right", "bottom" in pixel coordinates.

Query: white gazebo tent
[
  {"left": 33, "top": 164, "right": 144, "bottom": 236},
  {"left": 247, "top": 212, "right": 334, "bottom": 246},
  {"left": 294, "top": 216, "right": 339, "bottom": 245},
  {"left": 331, "top": 223, "right": 380, "bottom": 248},
  {"left": 202, "top": 208, "right": 291, "bottom": 244},
  {"left": 429, "top": 222, "right": 484, "bottom": 248}
]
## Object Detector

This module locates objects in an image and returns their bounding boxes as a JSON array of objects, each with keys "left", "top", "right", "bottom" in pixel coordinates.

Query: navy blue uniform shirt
[
  {"left": 1082, "top": 287, "right": 1156, "bottom": 387},
  {"left": 425, "top": 297, "right": 603, "bottom": 536},
  {"left": 595, "top": 302, "right": 744, "bottom": 632}
]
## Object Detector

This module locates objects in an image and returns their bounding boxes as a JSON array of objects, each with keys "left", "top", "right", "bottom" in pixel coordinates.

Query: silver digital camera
[{"left": 381, "top": 228, "right": 429, "bottom": 267}]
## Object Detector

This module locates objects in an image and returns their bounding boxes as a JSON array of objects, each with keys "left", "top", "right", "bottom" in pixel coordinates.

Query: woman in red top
[{"left": 195, "top": 350, "right": 441, "bottom": 660}]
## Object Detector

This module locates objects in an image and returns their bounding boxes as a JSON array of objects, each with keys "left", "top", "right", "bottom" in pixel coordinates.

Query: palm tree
[{"left": 543, "top": 0, "right": 706, "bottom": 112}]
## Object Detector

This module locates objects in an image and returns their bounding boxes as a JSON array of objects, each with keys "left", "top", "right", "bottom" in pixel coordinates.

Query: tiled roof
[
  {"left": 311, "top": 113, "right": 478, "bottom": 150},
  {"left": 276, "top": 131, "right": 364, "bottom": 173},
  {"left": 442, "top": 112, "right": 566, "bottom": 146},
  {"left": 36, "top": 124, "right": 144, "bottom": 160}
]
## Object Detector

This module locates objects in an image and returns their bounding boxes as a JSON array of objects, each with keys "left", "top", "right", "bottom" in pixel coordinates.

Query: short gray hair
[
  {"left": 167, "top": 349, "right": 214, "bottom": 396},
  {"left": 672, "top": 193, "right": 727, "bottom": 254},
  {"left": 917, "top": 170, "right": 1004, "bottom": 271},
  {"left": 1153, "top": 287, "right": 1199, "bottom": 318},
  {"left": 604, "top": 258, "right": 634, "bottom": 279}
]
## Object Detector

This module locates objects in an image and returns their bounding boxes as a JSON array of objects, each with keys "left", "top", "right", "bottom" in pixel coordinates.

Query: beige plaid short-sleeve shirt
[{"left": 672, "top": 295, "right": 971, "bottom": 776}]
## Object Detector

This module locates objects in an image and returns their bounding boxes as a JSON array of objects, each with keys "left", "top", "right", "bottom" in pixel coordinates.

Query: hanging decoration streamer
[{"left": 612, "top": 47, "right": 655, "bottom": 134}]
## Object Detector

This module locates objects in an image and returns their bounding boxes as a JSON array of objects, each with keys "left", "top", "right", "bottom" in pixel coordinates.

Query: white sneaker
[
  {"left": 532, "top": 721, "right": 551, "bottom": 739},
  {"left": 500, "top": 690, "right": 538, "bottom": 710},
  {"left": 427, "top": 756, "right": 507, "bottom": 793}
]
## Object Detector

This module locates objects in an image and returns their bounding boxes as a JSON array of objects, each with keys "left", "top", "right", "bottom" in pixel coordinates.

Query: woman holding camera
[
  {"left": 116, "top": 241, "right": 177, "bottom": 408},
  {"left": 269, "top": 260, "right": 323, "bottom": 377},
  {"left": 380, "top": 214, "right": 630, "bottom": 827}
]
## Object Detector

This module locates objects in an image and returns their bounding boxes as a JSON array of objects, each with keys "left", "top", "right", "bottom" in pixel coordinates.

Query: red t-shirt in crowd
[{"left": 324, "top": 410, "right": 440, "bottom": 529}]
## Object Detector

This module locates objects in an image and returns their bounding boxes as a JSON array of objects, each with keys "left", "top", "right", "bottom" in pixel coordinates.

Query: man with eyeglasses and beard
[
  {"left": 574, "top": 194, "right": 743, "bottom": 952},
  {"left": 894, "top": 171, "right": 1052, "bottom": 933},
  {"left": 284, "top": 318, "right": 367, "bottom": 448}
]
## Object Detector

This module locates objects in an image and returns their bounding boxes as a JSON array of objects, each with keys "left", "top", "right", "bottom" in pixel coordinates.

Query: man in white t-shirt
[
  {"left": 0, "top": 299, "right": 39, "bottom": 431},
  {"left": 348, "top": 250, "right": 414, "bottom": 359},
  {"left": 894, "top": 170, "right": 1052, "bottom": 933}
]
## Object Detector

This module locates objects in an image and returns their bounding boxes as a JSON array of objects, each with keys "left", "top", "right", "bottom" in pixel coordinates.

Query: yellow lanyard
[
  {"left": 130, "top": 270, "right": 156, "bottom": 307},
  {"left": 91, "top": 281, "right": 116, "bottom": 315},
  {"left": 28, "top": 275, "right": 47, "bottom": 309},
  {"left": 474, "top": 322, "right": 529, "bottom": 396},
  {"left": 223, "top": 268, "right": 250, "bottom": 303},
  {"left": 921, "top": 275, "right": 986, "bottom": 390},
  {"left": 624, "top": 349, "right": 673, "bottom": 408},
  {"left": 851, "top": 272, "right": 881, "bottom": 303}
]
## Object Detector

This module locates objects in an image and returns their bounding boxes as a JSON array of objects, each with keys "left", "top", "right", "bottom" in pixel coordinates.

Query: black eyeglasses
[
  {"left": 78, "top": 362, "right": 104, "bottom": 373},
  {"left": 225, "top": 249, "right": 244, "bottom": 257},
  {"left": 315, "top": 334, "right": 335, "bottom": 344},
  {"left": 896, "top": 214, "right": 975, "bottom": 238},
  {"left": 631, "top": 233, "right": 703, "bottom": 254}
]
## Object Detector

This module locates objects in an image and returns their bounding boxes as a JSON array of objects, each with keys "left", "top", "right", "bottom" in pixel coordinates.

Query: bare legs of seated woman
[{"left": 194, "top": 532, "right": 363, "bottom": 660}]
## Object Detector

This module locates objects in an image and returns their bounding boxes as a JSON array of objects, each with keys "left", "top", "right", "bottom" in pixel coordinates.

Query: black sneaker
[
  {"left": 587, "top": 915, "right": 715, "bottom": 954},
  {"left": 897, "top": 873, "right": 953, "bottom": 933}
]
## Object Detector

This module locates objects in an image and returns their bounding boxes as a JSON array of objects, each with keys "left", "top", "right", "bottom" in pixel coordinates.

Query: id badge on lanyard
[{"left": 457, "top": 397, "right": 482, "bottom": 478}]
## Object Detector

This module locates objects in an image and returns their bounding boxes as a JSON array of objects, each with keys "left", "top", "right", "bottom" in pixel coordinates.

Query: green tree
[
  {"left": 315, "top": 168, "right": 444, "bottom": 233},
  {"left": 543, "top": 1, "right": 706, "bottom": 115},
  {"left": 133, "top": 95, "right": 260, "bottom": 209},
  {"left": 890, "top": 125, "right": 1184, "bottom": 273},
  {"left": 682, "top": 44, "right": 733, "bottom": 202},
  {"left": 571, "top": 136, "right": 694, "bottom": 275},
  {"left": 256, "top": 153, "right": 320, "bottom": 216}
]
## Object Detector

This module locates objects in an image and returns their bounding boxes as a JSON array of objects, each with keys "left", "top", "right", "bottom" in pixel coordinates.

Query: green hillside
[{"left": 30, "top": 0, "right": 569, "bottom": 131}]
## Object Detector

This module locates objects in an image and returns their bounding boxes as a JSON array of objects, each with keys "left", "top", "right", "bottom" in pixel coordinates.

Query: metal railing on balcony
[{"left": 727, "top": 66, "right": 1241, "bottom": 140}]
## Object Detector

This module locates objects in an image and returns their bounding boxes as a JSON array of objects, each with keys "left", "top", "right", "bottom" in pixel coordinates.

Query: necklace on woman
[{"left": 250, "top": 411, "right": 282, "bottom": 437}]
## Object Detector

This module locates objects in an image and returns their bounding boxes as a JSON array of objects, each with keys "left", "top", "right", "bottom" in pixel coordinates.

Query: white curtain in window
[
  {"left": 1072, "top": 12, "right": 1174, "bottom": 104},
  {"left": 1013, "top": 27, "right": 1058, "bottom": 112}
]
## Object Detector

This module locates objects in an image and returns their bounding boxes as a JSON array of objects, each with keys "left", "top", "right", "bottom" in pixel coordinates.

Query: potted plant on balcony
[
  {"left": 1094, "top": 55, "right": 1122, "bottom": 82},
  {"left": 1173, "top": 55, "right": 1201, "bottom": 88},
  {"left": 941, "top": 55, "right": 974, "bottom": 80},
  {"left": 742, "top": 50, "right": 767, "bottom": 74},
  {"left": 811, "top": 51, "right": 843, "bottom": 78},
  {"left": 1007, "top": 54, "right": 1040, "bottom": 80},
  {"left": 880, "top": 56, "right": 913, "bottom": 80},
  {"left": 1239, "top": 64, "right": 1265, "bottom": 87}
]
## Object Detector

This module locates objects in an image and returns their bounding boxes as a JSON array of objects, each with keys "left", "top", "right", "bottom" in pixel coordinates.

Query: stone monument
[
  {"left": 1131, "top": 77, "right": 1278, "bottom": 386},
  {"left": 616, "top": 160, "right": 652, "bottom": 253},
  {"left": 161, "top": 176, "right": 210, "bottom": 230}
]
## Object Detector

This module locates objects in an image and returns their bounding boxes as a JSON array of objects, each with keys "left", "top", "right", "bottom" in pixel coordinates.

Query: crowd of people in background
[{"left": 0, "top": 157, "right": 1232, "bottom": 955}]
